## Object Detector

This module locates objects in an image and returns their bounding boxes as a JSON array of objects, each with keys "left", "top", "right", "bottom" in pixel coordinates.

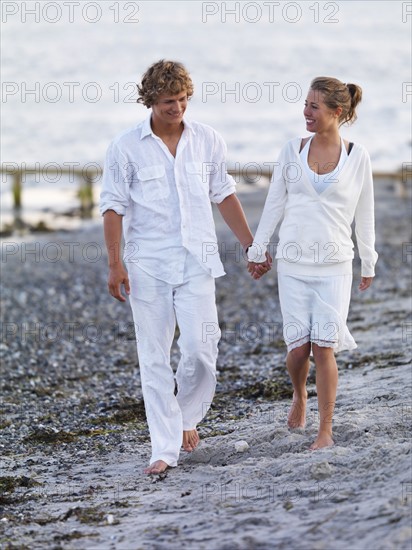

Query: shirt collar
[{"left": 140, "top": 114, "right": 196, "bottom": 140}]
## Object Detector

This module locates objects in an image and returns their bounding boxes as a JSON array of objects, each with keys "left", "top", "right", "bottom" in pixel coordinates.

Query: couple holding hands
[{"left": 100, "top": 60, "right": 377, "bottom": 474}]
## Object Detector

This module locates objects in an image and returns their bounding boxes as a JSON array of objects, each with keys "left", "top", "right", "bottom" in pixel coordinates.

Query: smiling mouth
[{"left": 306, "top": 119, "right": 315, "bottom": 124}]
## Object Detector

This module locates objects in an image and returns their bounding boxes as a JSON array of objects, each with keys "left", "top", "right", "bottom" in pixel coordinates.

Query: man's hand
[
  {"left": 247, "top": 252, "right": 273, "bottom": 280},
  {"left": 108, "top": 265, "right": 130, "bottom": 302},
  {"left": 359, "top": 276, "right": 373, "bottom": 291}
]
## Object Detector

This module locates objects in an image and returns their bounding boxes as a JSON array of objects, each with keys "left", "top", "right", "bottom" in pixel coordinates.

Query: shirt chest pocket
[
  {"left": 137, "top": 165, "right": 170, "bottom": 202},
  {"left": 185, "top": 162, "right": 208, "bottom": 197}
]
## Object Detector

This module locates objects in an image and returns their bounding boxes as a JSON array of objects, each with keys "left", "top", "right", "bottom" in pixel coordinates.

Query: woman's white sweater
[{"left": 247, "top": 137, "right": 378, "bottom": 277}]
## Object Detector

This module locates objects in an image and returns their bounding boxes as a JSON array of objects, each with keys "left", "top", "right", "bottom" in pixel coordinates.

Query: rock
[
  {"left": 234, "top": 440, "right": 249, "bottom": 453},
  {"left": 107, "top": 514, "right": 115, "bottom": 525},
  {"left": 310, "top": 461, "right": 333, "bottom": 480}
]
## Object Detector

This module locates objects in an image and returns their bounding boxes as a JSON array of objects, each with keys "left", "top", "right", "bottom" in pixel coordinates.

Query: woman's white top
[
  {"left": 247, "top": 137, "right": 378, "bottom": 277},
  {"left": 300, "top": 136, "right": 348, "bottom": 195}
]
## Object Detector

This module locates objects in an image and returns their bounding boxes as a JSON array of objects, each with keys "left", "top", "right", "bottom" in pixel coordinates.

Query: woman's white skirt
[{"left": 277, "top": 272, "right": 357, "bottom": 353}]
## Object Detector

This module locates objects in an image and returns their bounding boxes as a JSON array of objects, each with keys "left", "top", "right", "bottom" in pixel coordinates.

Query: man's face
[{"left": 151, "top": 92, "right": 188, "bottom": 127}]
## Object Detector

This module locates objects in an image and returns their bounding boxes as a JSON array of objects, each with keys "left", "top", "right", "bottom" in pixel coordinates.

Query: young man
[{"left": 100, "top": 60, "right": 270, "bottom": 474}]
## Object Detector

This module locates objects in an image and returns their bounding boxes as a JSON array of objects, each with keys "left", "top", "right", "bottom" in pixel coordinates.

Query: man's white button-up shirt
[{"left": 100, "top": 115, "right": 236, "bottom": 284}]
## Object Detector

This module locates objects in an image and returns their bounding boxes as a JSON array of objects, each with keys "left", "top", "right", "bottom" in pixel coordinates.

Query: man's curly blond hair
[{"left": 137, "top": 60, "right": 194, "bottom": 108}]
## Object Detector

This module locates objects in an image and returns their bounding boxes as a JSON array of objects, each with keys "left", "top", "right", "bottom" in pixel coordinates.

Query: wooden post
[
  {"left": 78, "top": 171, "right": 94, "bottom": 216},
  {"left": 12, "top": 170, "right": 22, "bottom": 209}
]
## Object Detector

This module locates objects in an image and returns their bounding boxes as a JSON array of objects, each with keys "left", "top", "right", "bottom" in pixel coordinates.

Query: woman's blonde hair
[{"left": 310, "top": 77, "right": 362, "bottom": 126}]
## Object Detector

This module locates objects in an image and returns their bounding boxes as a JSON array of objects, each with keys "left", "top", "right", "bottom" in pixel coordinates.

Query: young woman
[{"left": 247, "top": 77, "right": 378, "bottom": 450}]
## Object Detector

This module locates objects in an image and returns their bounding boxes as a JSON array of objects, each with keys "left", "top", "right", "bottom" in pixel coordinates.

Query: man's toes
[
  {"left": 144, "top": 460, "right": 169, "bottom": 474},
  {"left": 183, "top": 430, "right": 200, "bottom": 452}
]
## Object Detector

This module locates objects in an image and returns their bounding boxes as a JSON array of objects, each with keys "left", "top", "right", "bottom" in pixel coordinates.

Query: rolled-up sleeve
[
  {"left": 100, "top": 142, "right": 131, "bottom": 216},
  {"left": 209, "top": 131, "right": 236, "bottom": 204}
]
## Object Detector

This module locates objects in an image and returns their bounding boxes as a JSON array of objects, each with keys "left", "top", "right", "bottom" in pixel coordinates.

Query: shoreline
[
  {"left": 1, "top": 178, "right": 411, "bottom": 549},
  {"left": 1, "top": 172, "right": 409, "bottom": 238}
]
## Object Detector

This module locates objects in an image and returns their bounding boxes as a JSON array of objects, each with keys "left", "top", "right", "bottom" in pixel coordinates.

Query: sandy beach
[{"left": 0, "top": 177, "right": 411, "bottom": 549}]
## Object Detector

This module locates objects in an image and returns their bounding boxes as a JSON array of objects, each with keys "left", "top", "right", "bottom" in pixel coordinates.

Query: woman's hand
[{"left": 247, "top": 252, "right": 273, "bottom": 280}]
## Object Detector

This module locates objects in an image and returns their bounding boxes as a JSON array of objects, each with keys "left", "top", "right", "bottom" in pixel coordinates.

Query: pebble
[
  {"left": 235, "top": 440, "right": 249, "bottom": 453},
  {"left": 310, "top": 461, "right": 333, "bottom": 480}
]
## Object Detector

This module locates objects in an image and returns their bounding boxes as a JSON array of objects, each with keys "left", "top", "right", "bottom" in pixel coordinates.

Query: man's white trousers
[{"left": 128, "top": 254, "right": 220, "bottom": 467}]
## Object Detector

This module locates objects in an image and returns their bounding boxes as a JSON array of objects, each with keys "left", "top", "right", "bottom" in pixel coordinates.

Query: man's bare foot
[
  {"left": 310, "top": 432, "right": 334, "bottom": 450},
  {"left": 144, "top": 460, "right": 169, "bottom": 475},
  {"left": 183, "top": 429, "right": 200, "bottom": 452},
  {"left": 287, "top": 392, "right": 307, "bottom": 429}
]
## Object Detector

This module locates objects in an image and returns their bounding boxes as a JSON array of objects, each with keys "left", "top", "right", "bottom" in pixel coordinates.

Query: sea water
[{"left": 1, "top": 0, "right": 411, "bottom": 227}]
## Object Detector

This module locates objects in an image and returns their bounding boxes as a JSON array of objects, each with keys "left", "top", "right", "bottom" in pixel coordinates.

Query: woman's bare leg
[
  {"left": 310, "top": 344, "right": 337, "bottom": 449},
  {"left": 286, "top": 342, "right": 311, "bottom": 428}
]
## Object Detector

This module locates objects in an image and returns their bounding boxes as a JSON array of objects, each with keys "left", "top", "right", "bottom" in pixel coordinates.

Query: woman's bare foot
[
  {"left": 310, "top": 431, "right": 334, "bottom": 450},
  {"left": 287, "top": 392, "right": 307, "bottom": 428},
  {"left": 144, "top": 460, "right": 169, "bottom": 475},
  {"left": 183, "top": 429, "right": 200, "bottom": 451}
]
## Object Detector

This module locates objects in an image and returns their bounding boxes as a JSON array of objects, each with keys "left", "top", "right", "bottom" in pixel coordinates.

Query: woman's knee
[
  {"left": 312, "top": 343, "right": 335, "bottom": 363},
  {"left": 288, "top": 342, "right": 311, "bottom": 363}
]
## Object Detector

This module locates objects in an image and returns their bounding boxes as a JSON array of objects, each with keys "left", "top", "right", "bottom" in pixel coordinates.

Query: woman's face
[{"left": 303, "top": 89, "right": 340, "bottom": 133}]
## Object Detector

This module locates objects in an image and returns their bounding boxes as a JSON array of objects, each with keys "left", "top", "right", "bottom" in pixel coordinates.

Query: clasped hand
[{"left": 247, "top": 252, "right": 273, "bottom": 280}]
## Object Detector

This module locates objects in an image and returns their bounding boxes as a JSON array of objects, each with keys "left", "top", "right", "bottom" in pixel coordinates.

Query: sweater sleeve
[
  {"left": 354, "top": 150, "right": 378, "bottom": 277},
  {"left": 247, "top": 146, "right": 288, "bottom": 263}
]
